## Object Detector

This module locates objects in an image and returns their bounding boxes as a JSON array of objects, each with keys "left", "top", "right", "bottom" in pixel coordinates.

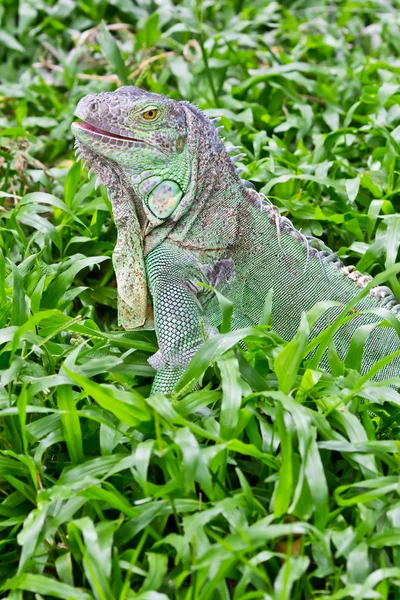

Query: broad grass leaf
[
  {"left": 369, "top": 531, "right": 400, "bottom": 548},
  {"left": 345, "top": 323, "right": 380, "bottom": 372},
  {"left": 237, "top": 351, "right": 270, "bottom": 391},
  {"left": 68, "top": 517, "right": 114, "bottom": 600},
  {"left": 99, "top": 22, "right": 128, "bottom": 85},
  {"left": 0, "top": 456, "right": 29, "bottom": 478},
  {"left": 1, "top": 573, "right": 92, "bottom": 599},
  {"left": 68, "top": 323, "right": 157, "bottom": 352},
  {"left": 258, "top": 391, "right": 329, "bottom": 526},
  {"left": 5, "top": 474, "right": 36, "bottom": 505},
  {"left": 262, "top": 173, "right": 346, "bottom": 197},
  {"left": 334, "top": 410, "right": 378, "bottom": 476},
  {"left": 27, "top": 373, "right": 75, "bottom": 398},
  {"left": 129, "top": 439, "right": 154, "bottom": 494},
  {"left": 17, "top": 505, "right": 49, "bottom": 573},
  {"left": 18, "top": 210, "right": 63, "bottom": 253},
  {"left": 227, "top": 439, "right": 276, "bottom": 469},
  {"left": 273, "top": 403, "right": 293, "bottom": 518},
  {"left": 64, "top": 367, "right": 150, "bottom": 427},
  {"left": 352, "top": 568, "right": 400, "bottom": 600},
  {"left": 145, "top": 391, "right": 180, "bottom": 421},
  {"left": 140, "top": 553, "right": 168, "bottom": 593},
  {"left": 134, "top": 592, "right": 170, "bottom": 600},
  {"left": 306, "top": 300, "right": 344, "bottom": 330},
  {"left": 328, "top": 339, "right": 346, "bottom": 376},
  {"left": 318, "top": 440, "right": 399, "bottom": 454},
  {"left": 174, "top": 327, "right": 270, "bottom": 394},
  {"left": 345, "top": 177, "right": 360, "bottom": 202},
  {"left": 214, "top": 289, "right": 233, "bottom": 334},
  {"left": 209, "top": 518, "right": 315, "bottom": 553},
  {"left": 345, "top": 301, "right": 400, "bottom": 366},
  {"left": 259, "top": 288, "right": 273, "bottom": 326},
  {"left": 55, "top": 553, "right": 74, "bottom": 586},
  {"left": 116, "top": 499, "right": 200, "bottom": 546},
  {"left": 236, "top": 61, "right": 329, "bottom": 92},
  {"left": 175, "top": 427, "right": 213, "bottom": 498},
  {"left": 360, "top": 171, "right": 383, "bottom": 198},
  {"left": 217, "top": 350, "right": 242, "bottom": 438},
  {"left": 1, "top": 355, "right": 25, "bottom": 387},
  {"left": 295, "top": 369, "right": 322, "bottom": 403},
  {"left": 17, "top": 382, "right": 29, "bottom": 456},
  {"left": 0, "top": 30, "right": 24, "bottom": 52},
  {"left": 18, "top": 192, "right": 87, "bottom": 229},
  {"left": 42, "top": 256, "right": 109, "bottom": 307},
  {"left": 10, "top": 263, "right": 28, "bottom": 326},
  {"left": 58, "top": 454, "right": 130, "bottom": 486},
  {"left": 356, "top": 385, "right": 400, "bottom": 407},
  {"left": 335, "top": 476, "right": 400, "bottom": 507},
  {"left": 378, "top": 82, "right": 399, "bottom": 105},
  {"left": 304, "top": 430, "right": 329, "bottom": 529},
  {"left": 79, "top": 484, "right": 137, "bottom": 518},
  {"left": 30, "top": 274, "right": 46, "bottom": 314},
  {"left": 198, "top": 283, "right": 233, "bottom": 333},
  {"left": 34, "top": 430, "right": 65, "bottom": 466},
  {"left": 0, "top": 249, "right": 6, "bottom": 306},
  {"left": 274, "top": 555, "right": 310, "bottom": 600},
  {"left": 57, "top": 385, "right": 84, "bottom": 465},
  {"left": 74, "top": 355, "right": 124, "bottom": 377},
  {"left": 235, "top": 467, "right": 265, "bottom": 514},
  {"left": 64, "top": 162, "right": 81, "bottom": 207},
  {"left": 275, "top": 312, "right": 309, "bottom": 394},
  {"left": 11, "top": 309, "right": 63, "bottom": 357},
  {"left": 175, "top": 389, "right": 221, "bottom": 417},
  {"left": 174, "top": 428, "right": 198, "bottom": 495}
]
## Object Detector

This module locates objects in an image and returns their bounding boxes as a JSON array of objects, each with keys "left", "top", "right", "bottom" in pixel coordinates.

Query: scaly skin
[{"left": 72, "top": 86, "right": 400, "bottom": 392}]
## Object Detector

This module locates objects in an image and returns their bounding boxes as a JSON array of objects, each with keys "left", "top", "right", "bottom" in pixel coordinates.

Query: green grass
[{"left": 1, "top": 0, "right": 400, "bottom": 598}]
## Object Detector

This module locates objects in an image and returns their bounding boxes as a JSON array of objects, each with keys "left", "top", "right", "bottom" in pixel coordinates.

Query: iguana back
[
  {"left": 72, "top": 86, "right": 400, "bottom": 391},
  {"left": 230, "top": 198, "right": 398, "bottom": 379}
]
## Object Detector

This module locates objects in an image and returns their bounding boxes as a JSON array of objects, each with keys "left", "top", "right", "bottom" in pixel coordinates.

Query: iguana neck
[{"left": 185, "top": 103, "right": 245, "bottom": 208}]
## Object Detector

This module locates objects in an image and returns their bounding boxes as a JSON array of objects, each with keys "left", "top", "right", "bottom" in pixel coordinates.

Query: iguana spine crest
[{"left": 206, "top": 115, "right": 400, "bottom": 315}]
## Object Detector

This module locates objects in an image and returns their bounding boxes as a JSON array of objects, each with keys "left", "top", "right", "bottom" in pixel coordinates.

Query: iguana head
[{"left": 72, "top": 86, "right": 193, "bottom": 222}]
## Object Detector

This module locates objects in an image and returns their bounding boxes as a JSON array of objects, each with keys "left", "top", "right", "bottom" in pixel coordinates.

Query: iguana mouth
[
  {"left": 74, "top": 121, "right": 147, "bottom": 144},
  {"left": 75, "top": 121, "right": 146, "bottom": 144},
  {"left": 73, "top": 121, "right": 165, "bottom": 154}
]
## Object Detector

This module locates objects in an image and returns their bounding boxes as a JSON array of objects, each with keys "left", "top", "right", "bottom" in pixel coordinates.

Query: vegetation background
[{"left": 1, "top": 0, "right": 400, "bottom": 597}]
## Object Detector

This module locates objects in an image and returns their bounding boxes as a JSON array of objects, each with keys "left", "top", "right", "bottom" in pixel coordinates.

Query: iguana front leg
[{"left": 145, "top": 243, "right": 212, "bottom": 393}]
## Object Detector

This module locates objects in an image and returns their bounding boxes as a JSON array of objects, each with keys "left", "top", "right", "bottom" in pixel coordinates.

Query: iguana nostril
[{"left": 89, "top": 101, "right": 98, "bottom": 112}]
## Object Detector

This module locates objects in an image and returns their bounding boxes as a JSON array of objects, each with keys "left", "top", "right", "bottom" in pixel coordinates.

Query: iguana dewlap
[{"left": 72, "top": 86, "right": 400, "bottom": 392}]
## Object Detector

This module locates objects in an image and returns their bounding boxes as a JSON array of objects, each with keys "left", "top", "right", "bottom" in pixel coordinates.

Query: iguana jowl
[{"left": 72, "top": 86, "right": 400, "bottom": 391}]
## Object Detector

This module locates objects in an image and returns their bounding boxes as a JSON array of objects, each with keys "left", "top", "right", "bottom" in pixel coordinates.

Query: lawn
[{"left": 1, "top": 0, "right": 400, "bottom": 598}]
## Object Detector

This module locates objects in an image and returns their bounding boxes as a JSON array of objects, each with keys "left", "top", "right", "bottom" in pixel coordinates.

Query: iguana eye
[{"left": 142, "top": 108, "right": 158, "bottom": 121}]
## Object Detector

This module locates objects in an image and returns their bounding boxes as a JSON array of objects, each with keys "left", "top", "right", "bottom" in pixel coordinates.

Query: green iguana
[{"left": 72, "top": 86, "right": 400, "bottom": 392}]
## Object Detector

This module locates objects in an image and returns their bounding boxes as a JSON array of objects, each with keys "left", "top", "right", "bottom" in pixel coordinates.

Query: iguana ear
[{"left": 112, "top": 211, "right": 149, "bottom": 330}]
